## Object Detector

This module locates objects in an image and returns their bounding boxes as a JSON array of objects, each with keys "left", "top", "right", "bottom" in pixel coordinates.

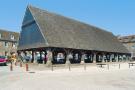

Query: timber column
[
  {"left": 109, "top": 54, "right": 112, "bottom": 62},
  {"left": 116, "top": 54, "right": 119, "bottom": 62},
  {"left": 65, "top": 50, "right": 71, "bottom": 65},
  {"left": 93, "top": 52, "right": 96, "bottom": 63},
  {"left": 39, "top": 51, "right": 42, "bottom": 64},
  {"left": 46, "top": 50, "right": 53, "bottom": 67},
  {"left": 126, "top": 55, "right": 129, "bottom": 61},
  {"left": 102, "top": 53, "right": 105, "bottom": 63},
  {"left": 81, "top": 52, "right": 85, "bottom": 64},
  {"left": 65, "top": 50, "right": 72, "bottom": 71},
  {"left": 31, "top": 50, "right": 34, "bottom": 63}
]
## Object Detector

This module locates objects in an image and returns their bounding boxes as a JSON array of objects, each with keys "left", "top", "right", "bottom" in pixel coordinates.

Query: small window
[
  {"left": 12, "top": 43, "right": 16, "bottom": 47},
  {"left": 5, "top": 42, "right": 8, "bottom": 47},
  {"left": 11, "top": 35, "right": 14, "bottom": 40},
  {"left": 5, "top": 51, "right": 8, "bottom": 56}
]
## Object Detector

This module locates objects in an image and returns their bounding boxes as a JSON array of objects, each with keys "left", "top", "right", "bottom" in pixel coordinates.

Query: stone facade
[{"left": 0, "top": 29, "right": 19, "bottom": 56}]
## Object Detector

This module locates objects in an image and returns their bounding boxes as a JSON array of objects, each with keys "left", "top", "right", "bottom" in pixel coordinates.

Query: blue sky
[{"left": 0, "top": 0, "right": 134, "bottom": 36}]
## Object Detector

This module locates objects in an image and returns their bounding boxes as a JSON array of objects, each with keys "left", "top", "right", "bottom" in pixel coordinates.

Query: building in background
[
  {"left": 0, "top": 29, "right": 19, "bottom": 56},
  {"left": 118, "top": 35, "right": 135, "bottom": 58}
]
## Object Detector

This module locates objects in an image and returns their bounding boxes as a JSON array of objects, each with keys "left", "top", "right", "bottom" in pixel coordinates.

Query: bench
[
  {"left": 128, "top": 63, "right": 135, "bottom": 68},
  {"left": 96, "top": 63, "right": 109, "bottom": 69}
]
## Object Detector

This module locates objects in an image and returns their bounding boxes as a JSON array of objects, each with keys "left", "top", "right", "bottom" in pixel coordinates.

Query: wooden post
[
  {"left": 81, "top": 53, "right": 86, "bottom": 70},
  {"left": 67, "top": 56, "right": 71, "bottom": 71},
  {"left": 107, "top": 64, "right": 109, "bottom": 70},
  {"left": 93, "top": 52, "right": 96, "bottom": 63},
  {"left": 118, "top": 54, "right": 120, "bottom": 62},
  {"left": 10, "top": 63, "right": 13, "bottom": 71},
  {"left": 110, "top": 54, "right": 112, "bottom": 62},
  {"left": 40, "top": 51, "right": 42, "bottom": 64},
  {"left": 26, "top": 63, "right": 29, "bottom": 71},
  {"left": 116, "top": 54, "right": 119, "bottom": 62},
  {"left": 126, "top": 55, "right": 128, "bottom": 62},
  {"left": 68, "top": 63, "right": 71, "bottom": 71},
  {"left": 20, "top": 62, "right": 22, "bottom": 67},
  {"left": 51, "top": 63, "right": 53, "bottom": 71},
  {"left": 66, "top": 56, "right": 71, "bottom": 71},
  {"left": 90, "top": 53, "right": 93, "bottom": 63},
  {"left": 65, "top": 49, "right": 71, "bottom": 71},
  {"left": 84, "top": 63, "right": 86, "bottom": 70},
  {"left": 81, "top": 53, "right": 85, "bottom": 64},
  {"left": 119, "top": 64, "right": 120, "bottom": 69},
  {"left": 15, "top": 62, "right": 17, "bottom": 66},
  {"left": 102, "top": 53, "right": 105, "bottom": 63},
  {"left": 46, "top": 49, "right": 53, "bottom": 67},
  {"left": 31, "top": 51, "right": 34, "bottom": 63},
  {"left": 44, "top": 51, "right": 47, "bottom": 64}
]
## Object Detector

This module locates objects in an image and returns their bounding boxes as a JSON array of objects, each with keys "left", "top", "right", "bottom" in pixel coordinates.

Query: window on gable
[{"left": 11, "top": 35, "right": 14, "bottom": 40}]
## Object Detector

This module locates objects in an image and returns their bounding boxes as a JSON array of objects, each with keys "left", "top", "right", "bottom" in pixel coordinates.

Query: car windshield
[{"left": 0, "top": 56, "right": 5, "bottom": 59}]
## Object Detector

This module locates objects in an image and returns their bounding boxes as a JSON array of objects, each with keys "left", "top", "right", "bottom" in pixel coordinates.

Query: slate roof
[
  {"left": 118, "top": 35, "right": 135, "bottom": 43},
  {"left": 0, "top": 29, "right": 19, "bottom": 42}
]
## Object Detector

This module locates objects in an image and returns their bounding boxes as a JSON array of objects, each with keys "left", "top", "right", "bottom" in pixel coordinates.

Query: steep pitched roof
[{"left": 18, "top": 5, "right": 129, "bottom": 53}]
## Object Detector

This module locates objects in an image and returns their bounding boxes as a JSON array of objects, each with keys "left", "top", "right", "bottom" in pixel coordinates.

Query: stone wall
[{"left": 0, "top": 41, "right": 17, "bottom": 56}]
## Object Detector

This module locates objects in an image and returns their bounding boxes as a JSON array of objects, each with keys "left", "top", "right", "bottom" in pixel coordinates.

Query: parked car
[{"left": 0, "top": 56, "right": 7, "bottom": 66}]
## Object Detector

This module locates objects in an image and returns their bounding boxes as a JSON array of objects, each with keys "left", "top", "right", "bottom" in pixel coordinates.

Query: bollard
[
  {"left": 51, "top": 64, "right": 53, "bottom": 71},
  {"left": 107, "top": 64, "right": 109, "bottom": 70},
  {"left": 69, "top": 63, "right": 71, "bottom": 71},
  {"left": 20, "top": 62, "right": 22, "bottom": 67},
  {"left": 26, "top": 63, "right": 29, "bottom": 71},
  {"left": 84, "top": 63, "right": 86, "bottom": 70},
  {"left": 15, "top": 62, "right": 17, "bottom": 66},
  {"left": 10, "top": 63, "right": 13, "bottom": 71},
  {"left": 119, "top": 64, "right": 120, "bottom": 69}
]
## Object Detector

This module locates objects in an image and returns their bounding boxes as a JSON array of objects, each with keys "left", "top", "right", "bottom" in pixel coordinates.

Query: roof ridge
[
  {"left": 0, "top": 28, "right": 19, "bottom": 33},
  {"left": 27, "top": 5, "right": 113, "bottom": 35}
]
